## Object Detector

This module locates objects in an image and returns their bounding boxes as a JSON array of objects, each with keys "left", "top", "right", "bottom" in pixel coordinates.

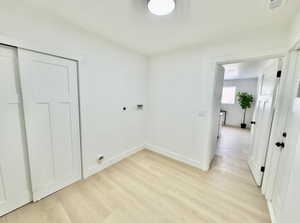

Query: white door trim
[
  {"left": 0, "top": 34, "right": 83, "bottom": 62},
  {"left": 268, "top": 201, "right": 278, "bottom": 223}
]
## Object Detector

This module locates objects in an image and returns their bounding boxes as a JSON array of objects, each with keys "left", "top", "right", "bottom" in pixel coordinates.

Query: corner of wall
[{"left": 145, "top": 143, "right": 207, "bottom": 171}]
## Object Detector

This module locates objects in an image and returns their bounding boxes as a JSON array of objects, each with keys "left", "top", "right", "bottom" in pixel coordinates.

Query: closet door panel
[
  {"left": 52, "top": 102, "right": 75, "bottom": 182},
  {"left": 0, "top": 45, "right": 31, "bottom": 216},
  {"left": 18, "top": 49, "right": 82, "bottom": 201}
]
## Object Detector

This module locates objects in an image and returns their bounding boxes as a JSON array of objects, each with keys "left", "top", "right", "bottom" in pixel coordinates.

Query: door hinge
[
  {"left": 277, "top": 70, "right": 282, "bottom": 78},
  {"left": 251, "top": 121, "right": 256, "bottom": 125},
  {"left": 261, "top": 166, "right": 265, "bottom": 173}
]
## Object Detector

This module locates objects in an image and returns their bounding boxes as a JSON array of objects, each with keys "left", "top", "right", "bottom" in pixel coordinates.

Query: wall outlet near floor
[{"left": 98, "top": 155, "right": 104, "bottom": 163}]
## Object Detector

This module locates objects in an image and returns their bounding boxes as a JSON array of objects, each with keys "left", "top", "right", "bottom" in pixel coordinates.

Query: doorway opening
[{"left": 212, "top": 57, "right": 282, "bottom": 187}]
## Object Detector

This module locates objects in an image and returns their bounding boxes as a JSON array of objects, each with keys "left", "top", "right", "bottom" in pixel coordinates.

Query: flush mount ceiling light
[{"left": 147, "top": 0, "right": 176, "bottom": 16}]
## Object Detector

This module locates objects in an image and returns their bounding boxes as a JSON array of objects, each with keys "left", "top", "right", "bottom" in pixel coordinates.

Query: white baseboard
[
  {"left": 84, "top": 145, "right": 144, "bottom": 178},
  {"left": 145, "top": 143, "right": 205, "bottom": 170},
  {"left": 84, "top": 143, "right": 206, "bottom": 178},
  {"left": 267, "top": 201, "right": 278, "bottom": 223}
]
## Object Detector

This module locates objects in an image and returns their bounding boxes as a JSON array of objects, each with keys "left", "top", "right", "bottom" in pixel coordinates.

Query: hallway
[
  {"left": 215, "top": 126, "right": 255, "bottom": 180},
  {"left": 212, "top": 126, "right": 271, "bottom": 222}
]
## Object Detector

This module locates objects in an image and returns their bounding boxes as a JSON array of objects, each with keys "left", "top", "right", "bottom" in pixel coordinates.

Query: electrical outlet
[
  {"left": 137, "top": 104, "right": 144, "bottom": 110},
  {"left": 98, "top": 155, "right": 104, "bottom": 162}
]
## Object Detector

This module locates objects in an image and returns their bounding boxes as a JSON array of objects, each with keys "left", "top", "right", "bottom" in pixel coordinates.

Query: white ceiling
[
  {"left": 24, "top": 0, "right": 300, "bottom": 55},
  {"left": 223, "top": 60, "right": 271, "bottom": 80}
]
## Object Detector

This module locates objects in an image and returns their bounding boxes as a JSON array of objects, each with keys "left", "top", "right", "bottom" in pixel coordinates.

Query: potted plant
[{"left": 237, "top": 92, "right": 254, "bottom": 129}]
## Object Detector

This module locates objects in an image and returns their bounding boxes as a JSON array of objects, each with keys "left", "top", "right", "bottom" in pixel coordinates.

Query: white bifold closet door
[
  {"left": 0, "top": 45, "right": 32, "bottom": 216},
  {"left": 18, "top": 49, "right": 82, "bottom": 201}
]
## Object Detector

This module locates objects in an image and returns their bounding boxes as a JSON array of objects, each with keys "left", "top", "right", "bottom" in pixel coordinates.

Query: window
[{"left": 222, "top": 87, "right": 236, "bottom": 104}]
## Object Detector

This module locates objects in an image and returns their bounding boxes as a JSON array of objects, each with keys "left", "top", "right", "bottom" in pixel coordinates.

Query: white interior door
[
  {"left": 0, "top": 45, "right": 32, "bottom": 216},
  {"left": 248, "top": 59, "right": 281, "bottom": 186},
  {"left": 18, "top": 49, "right": 82, "bottom": 201},
  {"left": 271, "top": 51, "right": 300, "bottom": 222},
  {"left": 211, "top": 65, "right": 225, "bottom": 161}
]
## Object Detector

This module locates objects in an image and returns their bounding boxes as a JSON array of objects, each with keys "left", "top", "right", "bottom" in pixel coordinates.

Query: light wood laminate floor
[{"left": 0, "top": 126, "right": 270, "bottom": 223}]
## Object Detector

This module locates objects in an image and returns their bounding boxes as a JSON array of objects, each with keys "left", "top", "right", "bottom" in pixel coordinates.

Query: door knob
[{"left": 275, "top": 142, "right": 285, "bottom": 149}]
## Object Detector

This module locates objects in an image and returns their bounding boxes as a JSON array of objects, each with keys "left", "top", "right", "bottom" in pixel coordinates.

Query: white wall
[
  {"left": 147, "top": 26, "right": 288, "bottom": 170},
  {"left": 0, "top": 1, "right": 148, "bottom": 177},
  {"left": 221, "top": 78, "right": 258, "bottom": 127},
  {"left": 289, "top": 10, "right": 300, "bottom": 48}
]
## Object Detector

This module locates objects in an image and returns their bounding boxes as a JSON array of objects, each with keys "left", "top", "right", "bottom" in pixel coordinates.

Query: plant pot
[{"left": 241, "top": 123, "right": 247, "bottom": 129}]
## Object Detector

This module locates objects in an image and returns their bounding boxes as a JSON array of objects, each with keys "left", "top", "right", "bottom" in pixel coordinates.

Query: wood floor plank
[{"left": 0, "top": 127, "right": 271, "bottom": 222}]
